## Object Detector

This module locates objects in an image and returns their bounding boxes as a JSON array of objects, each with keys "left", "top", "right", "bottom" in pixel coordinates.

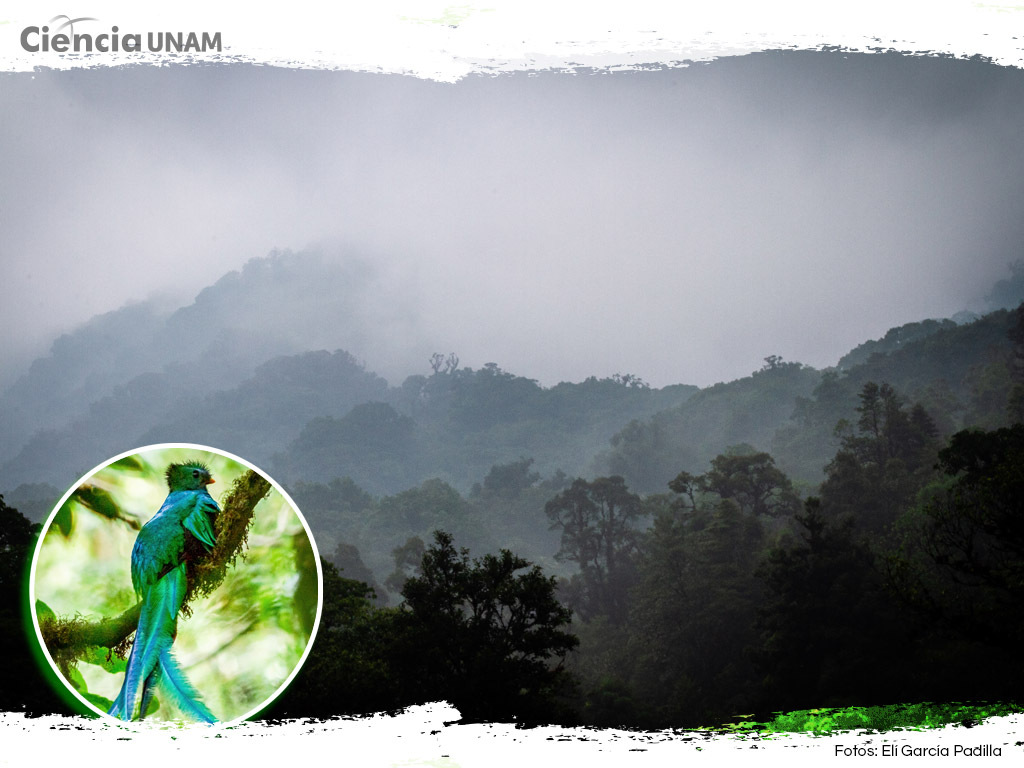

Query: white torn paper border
[
  {"left": 2, "top": 707, "right": 1023, "bottom": 767},
  {"left": 2, "top": 1, "right": 1024, "bottom": 765},
  {"left": 0, "top": 1, "right": 1022, "bottom": 78}
]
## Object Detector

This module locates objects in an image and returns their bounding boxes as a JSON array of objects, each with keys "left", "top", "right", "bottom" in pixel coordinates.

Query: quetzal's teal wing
[
  {"left": 182, "top": 491, "right": 218, "bottom": 550},
  {"left": 129, "top": 490, "right": 217, "bottom": 596}
]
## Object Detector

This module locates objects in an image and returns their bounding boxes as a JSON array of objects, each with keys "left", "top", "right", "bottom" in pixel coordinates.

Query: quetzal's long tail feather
[
  {"left": 138, "top": 662, "right": 161, "bottom": 720},
  {"left": 108, "top": 563, "right": 185, "bottom": 721},
  {"left": 155, "top": 649, "right": 217, "bottom": 724}
]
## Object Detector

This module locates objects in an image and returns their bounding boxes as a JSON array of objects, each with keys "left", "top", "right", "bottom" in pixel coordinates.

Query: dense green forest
[
  {"left": 3, "top": 290, "right": 1023, "bottom": 727},
  {"left": 277, "top": 302, "right": 1024, "bottom": 727}
]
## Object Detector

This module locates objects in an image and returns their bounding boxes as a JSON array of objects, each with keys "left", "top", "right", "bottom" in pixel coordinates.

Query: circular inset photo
[{"left": 30, "top": 444, "right": 322, "bottom": 726}]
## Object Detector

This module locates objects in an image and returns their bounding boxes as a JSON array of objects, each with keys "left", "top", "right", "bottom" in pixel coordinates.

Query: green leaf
[
  {"left": 143, "top": 695, "right": 160, "bottom": 717},
  {"left": 109, "top": 455, "right": 146, "bottom": 474},
  {"left": 35, "top": 599, "right": 56, "bottom": 623},
  {"left": 82, "top": 691, "right": 114, "bottom": 711},
  {"left": 53, "top": 502, "right": 74, "bottom": 537},
  {"left": 81, "top": 644, "right": 127, "bottom": 674},
  {"left": 68, "top": 664, "right": 87, "bottom": 693},
  {"left": 74, "top": 485, "right": 140, "bottom": 529}
]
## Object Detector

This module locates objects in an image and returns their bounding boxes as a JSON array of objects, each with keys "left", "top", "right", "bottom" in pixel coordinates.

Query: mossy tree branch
[
  {"left": 183, "top": 469, "right": 270, "bottom": 614},
  {"left": 39, "top": 469, "right": 270, "bottom": 665}
]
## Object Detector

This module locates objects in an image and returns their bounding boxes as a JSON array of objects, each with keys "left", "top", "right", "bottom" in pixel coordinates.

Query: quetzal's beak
[{"left": 205, "top": 478, "right": 216, "bottom": 485}]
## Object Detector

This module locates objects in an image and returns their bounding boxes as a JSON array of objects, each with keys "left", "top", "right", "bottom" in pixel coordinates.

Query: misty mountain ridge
[
  {"left": 2, "top": 247, "right": 1021, "bottom": 517},
  {"left": 2, "top": 308, "right": 1014, "bottom": 523},
  {"left": 0, "top": 343, "right": 697, "bottom": 498},
  {"left": 0, "top": 247, "right": 425, "bottom": 465},
  {"left": 601, "top": 307, "right": 1017, "bottom": 495}
]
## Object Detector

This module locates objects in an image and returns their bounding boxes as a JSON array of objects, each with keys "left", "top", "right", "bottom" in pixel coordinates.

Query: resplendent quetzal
[{"left": 108, "top": 461, "right": 219, "bottom": 723}]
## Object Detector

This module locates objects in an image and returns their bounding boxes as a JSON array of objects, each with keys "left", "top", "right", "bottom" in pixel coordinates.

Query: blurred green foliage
[
  {"left": 712, "top": 701, "right": 1024, "bottom": 735},
  {"left": 32, "top": 446, "right": 319, "bottom": 722}
]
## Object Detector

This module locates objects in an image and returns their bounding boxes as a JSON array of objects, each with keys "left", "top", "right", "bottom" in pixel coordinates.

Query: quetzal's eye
[{"left": 192, "top": 469, "right": 200, "bottom": 478}]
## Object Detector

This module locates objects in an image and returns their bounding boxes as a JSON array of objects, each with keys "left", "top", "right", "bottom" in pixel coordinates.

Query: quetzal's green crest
[{"left": 165, "top": 461, "right": 215, "bottom": 492}]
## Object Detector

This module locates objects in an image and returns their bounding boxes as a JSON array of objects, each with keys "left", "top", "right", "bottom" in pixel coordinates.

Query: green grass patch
[{"left": 712, "top": 701, "right": 1022, "bottom": 736}]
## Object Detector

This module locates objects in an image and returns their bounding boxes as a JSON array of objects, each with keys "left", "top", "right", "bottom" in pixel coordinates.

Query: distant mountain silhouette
[{"left": 2, "top": 247, "right": 1017, "bottom": 523}]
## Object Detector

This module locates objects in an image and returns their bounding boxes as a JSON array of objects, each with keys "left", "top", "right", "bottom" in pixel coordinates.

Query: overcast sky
[{"left": 2, "top": 51, "right": 1024, "bottom": 388}]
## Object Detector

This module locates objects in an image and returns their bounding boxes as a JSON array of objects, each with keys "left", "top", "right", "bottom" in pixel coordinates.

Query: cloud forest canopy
[
  {"left": 4, "top": 299, "right": 1023, "bottom": 727},
  {"left": 4, "top": 49, "right": 1024, "bottom": 729}
]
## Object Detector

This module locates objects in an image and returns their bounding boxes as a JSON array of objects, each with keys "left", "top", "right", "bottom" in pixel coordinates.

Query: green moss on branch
[{"left": 39, "top": 469, "right": 270, "bottom": 667}]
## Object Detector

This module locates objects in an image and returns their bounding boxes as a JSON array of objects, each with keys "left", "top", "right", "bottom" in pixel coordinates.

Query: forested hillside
[
  {"left": 274, "top": 303, "right": 1024, "bottom": 727},
  {"left": 274, "top": 366, "right": 694, "bottom": 493},
  {"left": 3, "top": 252, "right": 1023, "bottom": 728},
  {"left": 256, "top": 301, "right": 1024, "bottom": 726},
  {"left": 602, "top": 308, "right": 1017, "bottom": 493}
]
